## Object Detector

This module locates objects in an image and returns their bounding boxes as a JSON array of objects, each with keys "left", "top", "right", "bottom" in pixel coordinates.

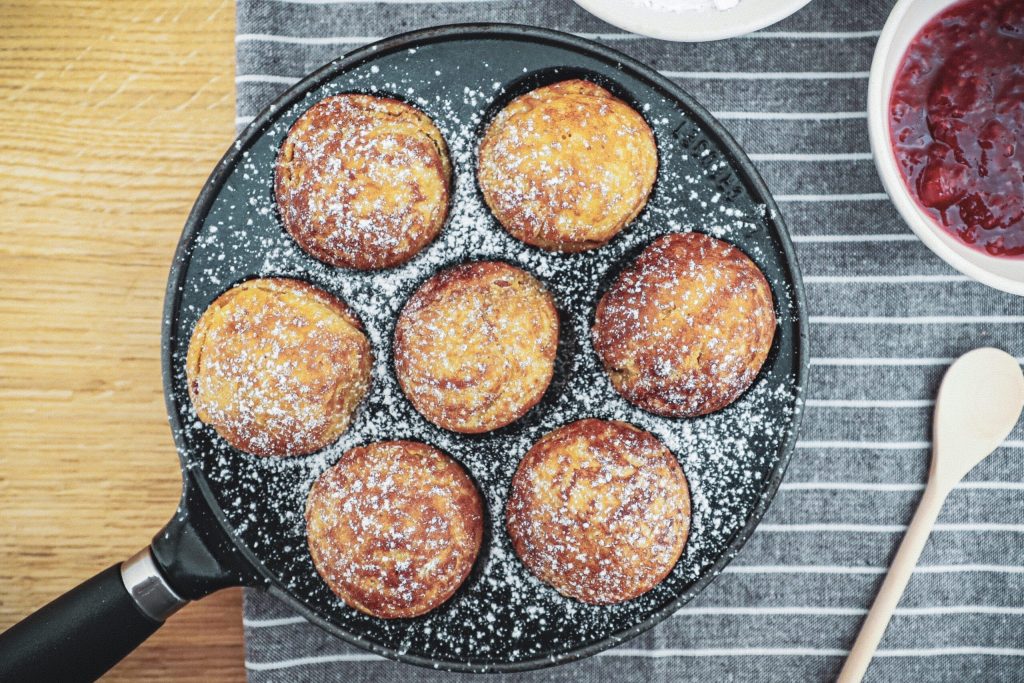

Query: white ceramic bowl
[
  {"left": 572, "top": 0, "right": 813, "bottom": 42},
  {"left": 868, "top": 0, "right": 1024, "bottom": 296}
]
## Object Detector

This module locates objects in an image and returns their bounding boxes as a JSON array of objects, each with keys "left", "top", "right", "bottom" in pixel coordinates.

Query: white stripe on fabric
[
  {"left": 811, "top": 356, "right": 1024, "bottom": 366},
  {"left": 578, "top": 31, "right": 879, "bottom": 41},
  {"left": 874, "top": 647, "right": 1024, "bottom": 657},
  {"left": 915, "top": 564, "right": 1024, "bottom": 574},
  {"left": 236, "top": 74, "right": 300, "bottom": 85},
  {"left": 941, "top": 481, "right": 1024, "bottom": 490},
  {"left": 781, "top": 482, "right": 925, "bottom": 491},
  {"left": 797, "top": 440, "right": 1024, "bottom": 449},
  {"left": 775, "top": 193, "right": 888, "bottom": 202},
  {"left": 917, "top": 524, "right": 1024, "bottom": 532},
  {"left": 803, "top": 399, "right": 933, "bottom": 408},
  {"left": 810, "top": 315, "right": 1024, "bottom": 324},
  {"left": 757, "top": 523, "right": 1024, "bottom": 533},
  {"left": 603, "top": 647, "right": 1024, "bottom": 658},
  {"left": 680, "top": 607, "right": 866, "bottom": 616},
  {"left": 601, "top": 647, "right": 843, "bottom": 658},
  {"left": 675, "top": 605, "right": 1024, "bottom": 617},
  {"left": 796, "top": 440, "right": 930, "bottom": 449},
  {"left": 244, "top": 646, "right": 1024, "bottom": 669},
  {"left": 751, "top": 523, "right": 894, "bottom": 533},
  {"left": 246, "top": 654, "right": 384, "bottom": 671},
  {"left": 792, "top": 234, "right": 916, "bottom": 243},
  {"left": 780, "top": 481, "right": 1024, "bottom": 492},
  {"left": 723, "top": 564, "right": 1024, "bottom": 575},
  {"left": 748, "top": 152, "right": 872, "bottom": 162},
  {"left": 661, "top": 70, "right": 870, "bottom": 80},
  {"left": 812, "top": 356, "right": 954, "bottom": 366},
  {"left": 713, "top": 111, "right": 866, "bottom": 120},
  {"left": 739, "top": 30, "right": 881, "bottom": 39},
  {"left": 803, "top": 275, "right": 971, "bottom": 284},
  {"left": 236, "top": 33, "right": 378, "bottom": 44},
  {"left": 889, "top": 606, "right": 1024, "bottom": 616},
  {"left": 244, "top": 651, "right": 848, "bottom": 671},
  {"left": 243, "top": 616, "right": 307, "bottom": 628}
]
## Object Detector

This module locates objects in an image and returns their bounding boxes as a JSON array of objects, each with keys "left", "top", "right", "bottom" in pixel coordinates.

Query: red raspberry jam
[{"left": 889, "top": 0, "right": 1024, "bottom": 257}]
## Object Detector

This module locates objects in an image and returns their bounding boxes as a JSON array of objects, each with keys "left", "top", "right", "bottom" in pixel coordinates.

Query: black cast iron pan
[{"left": 0, "top": 23, "right": 808, "bottom": 681}]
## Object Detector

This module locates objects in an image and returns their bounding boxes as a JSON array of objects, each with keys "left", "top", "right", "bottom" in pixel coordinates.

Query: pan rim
[{"left": 162, "top": 22, "right": 810, "bottom": 673}]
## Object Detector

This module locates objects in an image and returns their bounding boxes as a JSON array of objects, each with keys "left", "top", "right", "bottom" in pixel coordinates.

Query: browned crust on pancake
[
  {"left": 593, "top": 232, "right": 776, "bottom": 417},
  {"left": 506, "top": 419, "right": 690, "bottom": 604},
  {"left": 185, "top": 278, "right": 372, "bottom": 456},
  {"left": 275, "top": 94, "right": 452, "bottom": 270},
  {"left": 393, "top": 261, "right": 559, "bottom": 433},
  {"left": 477, "top": 79, "right": 658, "bottom": 252},
  {"left": 305, "top": 440, "right": 484, "bottom": 619}
]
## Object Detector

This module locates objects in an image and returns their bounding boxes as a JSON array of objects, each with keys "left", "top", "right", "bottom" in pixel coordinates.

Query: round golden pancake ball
[
  {"left": 477, "top": 79, "right": 658, "bottom": 252},
  {"left": 305, "top": 441, "right": 484, "bottom": 619},
  {"left": 275, "top": 94, "right": 452, "bottom": 270},
  {"left": 506, "top": 419, "right": 690, "bottom": 604},
  {"left": 185, "top": 278, "right": 372, "bottom": 456},
  {"left": 394, "top": 261, "right": 559, "bottom": 433},
  {"left": 593, "top": 232, "right": 776, "bottom": 418}
]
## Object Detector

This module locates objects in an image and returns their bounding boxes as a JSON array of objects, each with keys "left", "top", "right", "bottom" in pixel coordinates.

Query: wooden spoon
[{"left": 837, "top": 347, "right": 1024, "bottom": 683}]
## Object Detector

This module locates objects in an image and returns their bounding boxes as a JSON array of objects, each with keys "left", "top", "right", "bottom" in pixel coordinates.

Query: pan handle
[
  {"left": 0, "top": 548, "right": 187, "bottom": 683},
  {"left": 0, "top": 476, "right": 257, "bottom": 682}
]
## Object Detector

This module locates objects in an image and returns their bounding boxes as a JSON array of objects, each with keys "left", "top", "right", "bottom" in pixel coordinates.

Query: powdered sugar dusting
[
  {"left": 165, "top": 35, "right": 804, "bottom": 670},
  {"left": 306, "top": 441, "right": 483, "bottom": 619},
  {"left": 477, "top": 79, "right": 658, "bottom": 250},
  {"left": 593, "top": 232, "right": 777, "bottom": 418},
  {"left": 394, "top": 262, "right": 559, "bottom": 433},
  {"left": 507, "top": 419, "right": 692, "bottom": 605},
  {"left": 275, "top": 94, "right": 451, "bottom": 270},
  {"left": 187, "top": 278, "right": 372, "bottom": 456}
]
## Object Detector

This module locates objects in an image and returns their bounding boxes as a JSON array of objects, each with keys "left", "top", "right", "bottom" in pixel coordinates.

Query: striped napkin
[{"left": 235, "top": 1, "right": 1024, "bottom": 680}]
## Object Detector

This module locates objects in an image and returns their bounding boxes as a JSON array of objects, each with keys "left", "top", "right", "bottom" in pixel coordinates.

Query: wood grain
[{"left": 0, "top": 1, "right": 245, "bottom": 680}]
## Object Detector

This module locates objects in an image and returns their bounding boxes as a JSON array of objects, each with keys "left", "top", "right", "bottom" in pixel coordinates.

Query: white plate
[
  {"left": 868, "top": 0, "right": 1024, "bottom": 296},
  {"left": 572, "top": 0, "right": 813, "bottom": 42}
]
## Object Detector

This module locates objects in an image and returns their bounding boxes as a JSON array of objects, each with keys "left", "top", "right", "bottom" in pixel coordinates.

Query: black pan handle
[{"left": 0, "top": 548, "right": 187, "bottom": 683}]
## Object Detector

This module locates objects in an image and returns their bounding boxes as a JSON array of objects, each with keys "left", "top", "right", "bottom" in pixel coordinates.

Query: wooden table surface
[{"left": 0, "top": 1, "right": 245, "bottom": 680}]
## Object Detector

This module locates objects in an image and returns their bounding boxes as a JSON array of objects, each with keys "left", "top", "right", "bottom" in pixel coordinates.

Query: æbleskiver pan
[{"left": 0, "top": 24, "right": 808, "bottom": 681}]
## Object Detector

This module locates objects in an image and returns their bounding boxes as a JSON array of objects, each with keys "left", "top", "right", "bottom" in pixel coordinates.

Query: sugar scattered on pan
[{"left": 169, "top": 49, "right": 801, "bottom": 667}]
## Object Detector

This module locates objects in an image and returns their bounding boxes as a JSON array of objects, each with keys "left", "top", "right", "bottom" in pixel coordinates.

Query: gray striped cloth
[{"left": 235, "top": 1, "right": 1024, "bottom": 680}]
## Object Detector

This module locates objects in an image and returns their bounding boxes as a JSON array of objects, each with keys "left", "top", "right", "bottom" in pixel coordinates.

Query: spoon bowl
[{"left": 931, "top": 348, "right": 1024, "bottom": 490}]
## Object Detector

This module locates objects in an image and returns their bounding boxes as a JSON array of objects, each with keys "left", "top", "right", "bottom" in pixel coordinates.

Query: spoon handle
[{"left": 837, "top": 483, "right": 948, "bottom": 683}]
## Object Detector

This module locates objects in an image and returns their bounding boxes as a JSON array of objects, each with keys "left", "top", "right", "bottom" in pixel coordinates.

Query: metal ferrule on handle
[
  {"left": 0, "top": 546, "right": 191, "bottom": 683},
  {"left": 121, "top": 547, "right": 188, "bottom": 623}
]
